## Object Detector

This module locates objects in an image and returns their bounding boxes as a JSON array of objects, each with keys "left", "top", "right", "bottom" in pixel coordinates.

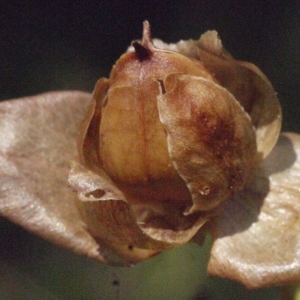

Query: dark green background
[
  {"left": 1, "top": 1, "right": 299, "bottom": 131},
  {"left": 0, "top": 1, "right": 299, "bottom": 299}
]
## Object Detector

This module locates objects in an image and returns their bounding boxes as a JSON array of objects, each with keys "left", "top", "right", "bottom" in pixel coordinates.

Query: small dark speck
[
  {"left": 128, "top": 245, "right": 133, "bottom": 250},
  {"left": 112, "top": 279, "right": 120, "bottom": 286}
]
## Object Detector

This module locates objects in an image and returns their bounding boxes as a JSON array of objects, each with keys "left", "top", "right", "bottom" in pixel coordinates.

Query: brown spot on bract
[{"left": 128, "top": 245, "right": 133, "bottom": 250}]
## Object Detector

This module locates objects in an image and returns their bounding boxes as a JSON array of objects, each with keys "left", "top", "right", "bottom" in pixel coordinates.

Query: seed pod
[{"left": 69, "top": 21, "right": 278, "bottom": 263}]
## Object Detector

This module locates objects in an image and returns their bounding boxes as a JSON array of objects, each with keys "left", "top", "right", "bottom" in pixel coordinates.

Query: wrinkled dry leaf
[
  {"left": 152, "top": 31, "right": 282, "bottom": 159},
  {"left": 208, "top": 133, "right": 300, "bottom": 288},
  {"left": 158, "top": 73, "right": 257, "bottom": 213},
  {"left": 197, "top": 30, "right": 282, "bottom": 159}
]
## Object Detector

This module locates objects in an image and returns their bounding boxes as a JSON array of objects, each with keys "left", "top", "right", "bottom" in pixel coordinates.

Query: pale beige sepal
[
  {"left": 0, "top": 92, "right": 105, "bottom": 260},
  {"left": 208, "top": 133, "right": 300, "bottom": 288}
]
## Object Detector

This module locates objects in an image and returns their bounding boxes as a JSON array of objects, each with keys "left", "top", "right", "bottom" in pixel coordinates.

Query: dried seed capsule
[{"left": 71, "top": 21, "right": 277, "bottom": 262}]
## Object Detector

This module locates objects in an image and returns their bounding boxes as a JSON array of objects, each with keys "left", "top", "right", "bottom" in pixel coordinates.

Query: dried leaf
[
  {"left": 208, "top": 133, "right": 300, "bottom": 288},
  {"left": 156, "top": 31, "right": 282, "bottom": 159},
  {"left": 197, "top": 30, "right": 282, "bottom": 158},
  {"left": 158, "top": 73, "right": 257, "bottom": 212}
]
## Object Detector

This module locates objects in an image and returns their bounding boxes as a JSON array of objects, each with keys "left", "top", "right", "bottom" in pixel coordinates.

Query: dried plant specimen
[{"left": 1, "top": 22, "right": 300, "bottom": 288}]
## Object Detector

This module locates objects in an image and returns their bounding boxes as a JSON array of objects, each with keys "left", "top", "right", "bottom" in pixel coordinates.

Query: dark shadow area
[
  {"left": 215, "top": 180, "right": 267, "bottom": 237},
  {"left": 1, "top": 1, "right": 299, "bottom": 127},
  {"left": 264, "top": 134, "right": 297, "bottom": 175}
]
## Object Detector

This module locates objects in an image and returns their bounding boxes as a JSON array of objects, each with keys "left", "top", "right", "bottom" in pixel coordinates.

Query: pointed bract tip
[
  {"left": 142, "top": 21, "right": 151, "bottom": 43},
  {"left": 132, "top": 21, "right": 154, "bottom": 61}
]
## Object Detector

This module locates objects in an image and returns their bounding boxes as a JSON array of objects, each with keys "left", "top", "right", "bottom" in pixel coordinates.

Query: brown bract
[{"left": 0, "top": 21, "right": 300, "bottom": 288}]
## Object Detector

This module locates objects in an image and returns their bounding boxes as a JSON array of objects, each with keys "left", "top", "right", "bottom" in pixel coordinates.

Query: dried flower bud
[{"left": 69, "top": 21, "right": 281, "bottom": 263}]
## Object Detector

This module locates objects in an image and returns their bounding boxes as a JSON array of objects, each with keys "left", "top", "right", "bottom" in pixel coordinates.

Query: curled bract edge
[
  {"left": 1, "top": 22, "right": 300, "bottom": 288},
  {"left": 150, "top": 28, "right": 282, "bottom": 159}
]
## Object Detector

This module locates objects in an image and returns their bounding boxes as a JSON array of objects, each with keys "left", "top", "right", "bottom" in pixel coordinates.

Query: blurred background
[{"left": 0, "top": 1, "right": 299, "bottom": 299}]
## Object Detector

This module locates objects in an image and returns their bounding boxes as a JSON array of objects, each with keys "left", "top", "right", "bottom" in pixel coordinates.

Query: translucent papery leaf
[
  {"left": 0, "top": 91, "right": 127, "bottom": 264},
  {"left": 196, "top": 31, "right": 282, "bottom": 158},
  {"left": 208, "top": 133, "right": 300, "bottom": 288},
  {"left": 69, "top": 162, "right": 208, "bottom": 259},
  {"left": 158, "top": 73, "right": 257, "bottom": 213}
]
